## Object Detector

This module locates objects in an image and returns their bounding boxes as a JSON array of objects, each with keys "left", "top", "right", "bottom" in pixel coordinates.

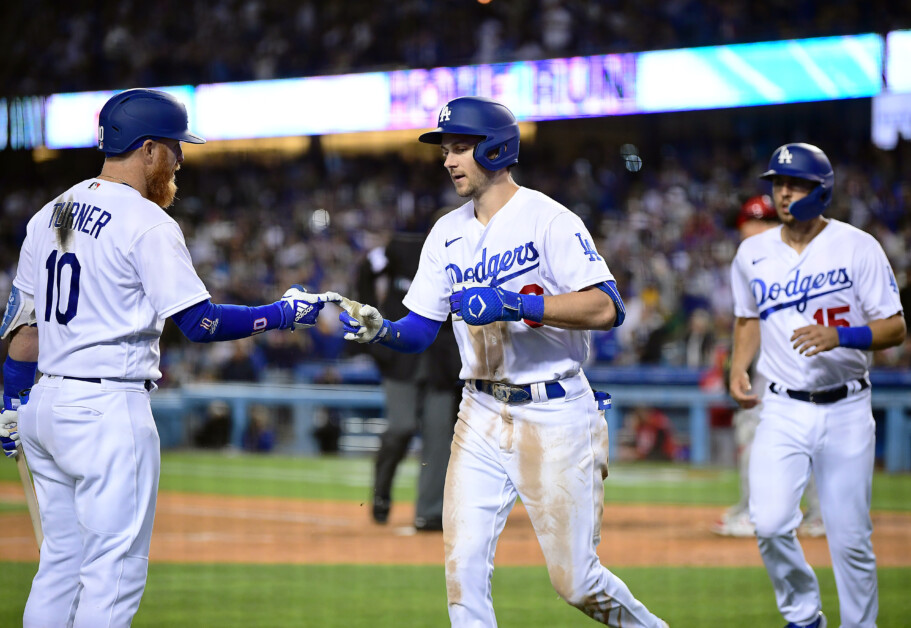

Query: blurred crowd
[
  {"left": 3, "top": 0, "right": 911, "bottom": 96},
  {"left": 2, "top": 125, "right": 909, "bottom": 388},
  {"left": 2, "top": 2, "right": 910, "bottom": 389}
]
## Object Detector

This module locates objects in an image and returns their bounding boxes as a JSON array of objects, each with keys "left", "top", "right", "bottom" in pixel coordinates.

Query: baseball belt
[
  {"left": 471, "top": 379, "right": 566, "bottom": 404},
  {"left": 769, "top": 378, "right": 869, "bottom": 405},
  {"left": 63, "top": 376, "right": 153, "bottom": 391}
]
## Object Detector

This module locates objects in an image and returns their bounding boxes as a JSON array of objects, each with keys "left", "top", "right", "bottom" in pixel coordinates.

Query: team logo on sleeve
[{"left": 575, "top": 233, "right": 603, "bottom": 262}]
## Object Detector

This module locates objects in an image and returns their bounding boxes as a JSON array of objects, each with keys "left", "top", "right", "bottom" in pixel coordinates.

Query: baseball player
[
  {"left": 0, "top": 88, "right": 334, "bottom": 627},
  {"left": 730, "top": 143, "right": 906, "bottom": 628},
  {"left": 336, "top": 97, "right": 667, "bottom": 627},
  {"left": 713, "top": 195, "right": 824, "bottom": 539}
]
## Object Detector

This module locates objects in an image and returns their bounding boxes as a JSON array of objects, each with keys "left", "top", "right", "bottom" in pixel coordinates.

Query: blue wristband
[
  {"left": 3, "top": 356, "right": 38, "bottom": 409},
  {"left": 521, "top": 293, "right": 545, "bottom": 323},
  {"left": 836, "top": 326, "right": 873, "bottom": 350}
]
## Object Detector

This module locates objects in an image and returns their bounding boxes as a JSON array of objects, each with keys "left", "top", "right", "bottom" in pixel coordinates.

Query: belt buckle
[
  {"left": 491, "top": 383, "right": 513, "bottom": 403},
  {"left": 491, "top": 383, "right": 530, "bottom": 404},
  {"left": 808, "top": 391, "right": 819, "bottom": 404}
]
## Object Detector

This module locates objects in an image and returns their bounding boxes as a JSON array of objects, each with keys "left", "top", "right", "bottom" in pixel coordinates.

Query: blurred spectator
[
  {"left": 194, "top": 400, "right": 232, "bottom": 449},
  {"left": 621, "top": 407, "right": 678, "bottom": 461},
  {"left": 243, "top": 405, "right": 276, "bottom": 452},
  {"left": 1, "top": 108, "right": 909, "bottom": 383},
  {"left": 2, "top": 1, "right": 909, "bottom": 97}
]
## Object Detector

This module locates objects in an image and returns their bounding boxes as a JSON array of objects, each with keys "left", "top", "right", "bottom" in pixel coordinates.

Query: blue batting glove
[
  {"left": 450, "top": 286, "right": 544, "bottom": 326},
  {"left": 278, "top": 286, "right": 341, "bottom": 330},
  {"left": 0, "top": 407, "right": 19, "bottom": 458}
]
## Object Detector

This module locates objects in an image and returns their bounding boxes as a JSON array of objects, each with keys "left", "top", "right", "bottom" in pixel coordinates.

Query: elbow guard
[
  {"left": 1, "top": 286, "right": 37, "bottom": 341},
  {"left": 596, "top": 281, "right": 626, "bottom": 327}
]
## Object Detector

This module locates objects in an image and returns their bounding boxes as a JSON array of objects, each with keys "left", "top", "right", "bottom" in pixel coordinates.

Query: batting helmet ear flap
[
  {"left": 788, "top": 182, "right": 832, "bottom": 221},
  {"left": 474, "top": 130, "right": 520, "bottom": 172}
]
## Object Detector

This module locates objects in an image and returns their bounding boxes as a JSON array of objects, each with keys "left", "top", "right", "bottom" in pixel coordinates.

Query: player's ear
[{"left": 139, "top": 139, "right": 156, "bottom": 162}]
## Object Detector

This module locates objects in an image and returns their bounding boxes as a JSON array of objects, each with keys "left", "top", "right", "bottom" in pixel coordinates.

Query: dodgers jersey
[
  {"left": 731, "top": 219, "right": 902, "bottom": 390},
  {"left": 13, "top": 179, "right": 210, "bottom": 380},
  {"left": 403, "top": 187, "right": 613, "bottom": 385}
]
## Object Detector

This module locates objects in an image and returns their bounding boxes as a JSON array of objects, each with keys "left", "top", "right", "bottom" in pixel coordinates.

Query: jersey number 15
[
  {"left": 812, "top": 305, "right": 850, "bottom": 328},
  {"left": 44, "top": 250, "right": 81, "bottom": 325}
]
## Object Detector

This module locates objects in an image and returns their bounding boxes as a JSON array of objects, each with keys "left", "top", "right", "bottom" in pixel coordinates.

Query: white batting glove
[
  {"left": 0, "top": 408, "right": 19, "bottom": 459},
  {"left": 337, "top": 297, "right": 389, "bottom": 344},
  {"left": 279, "top": 286, "right": 343, "bottom": 331}
]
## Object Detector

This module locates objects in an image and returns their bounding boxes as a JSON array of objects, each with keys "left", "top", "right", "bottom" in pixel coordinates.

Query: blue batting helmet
[
  {"left": 98, "top": 88, "right": 205, "bottom": 156},
  {"left": 419, "top": 96, "right": 519, "bottom": 171},
  {"left": 759, "top": 143, "right": 833, "bottom": 220}
]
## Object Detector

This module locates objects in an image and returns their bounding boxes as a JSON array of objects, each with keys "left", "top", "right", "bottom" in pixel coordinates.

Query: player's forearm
[
  {"left": 171, "top": 299, "right": 284, "bottom": 342},
  {"left": 867, "top": 313, "right": 907, "bottom": 351},
  {"left": 8, "top": 326, "right": 38, "bottom": 362},
  {"left": 730, "top": 317, "right": 760, "bottom": 376},
  {"left": 541, "top": 286, "right": 618, "bottom": 331},
  {"left": 377, "top": 312, "right": 442, "bottom": 353}
]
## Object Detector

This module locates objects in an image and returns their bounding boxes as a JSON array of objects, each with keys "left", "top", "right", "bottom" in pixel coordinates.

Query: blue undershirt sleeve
[
  {"left": 378, "top": 311, "right": 442, "bottom": 353},
  {"left": 171, "top": 299, "right": 285, "bottom": 343}
]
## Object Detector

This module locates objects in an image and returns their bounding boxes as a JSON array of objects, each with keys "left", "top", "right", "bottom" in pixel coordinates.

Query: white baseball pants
[
  {"left": 443, "top": 375, "right": 664, "bottom": 627},
  {"left": 18, "top": 375, "right": 160, "bottom": 628},
  {"left": 749, "top": 390, "right": 877, "bottom": 627}
]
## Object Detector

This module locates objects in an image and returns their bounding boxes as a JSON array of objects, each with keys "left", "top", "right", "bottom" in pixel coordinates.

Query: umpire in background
[{"left": 358, "top": 213, "right": 460, "bottom": 530}]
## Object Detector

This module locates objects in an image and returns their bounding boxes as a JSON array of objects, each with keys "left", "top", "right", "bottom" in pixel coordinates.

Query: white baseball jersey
[
  {"left": 731, "top": 219, "right": 902, "bottom": 390},
  {"left": 403, "top": 187, "right": 613, "bottom": 385},
  {"left": 13, "top": 178, "right": 210, "bottom": 380}
]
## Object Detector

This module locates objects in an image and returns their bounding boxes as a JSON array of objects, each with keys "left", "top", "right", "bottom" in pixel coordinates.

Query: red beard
[{"left": 146, "top": 150, "right": 178, "bottom": 208}]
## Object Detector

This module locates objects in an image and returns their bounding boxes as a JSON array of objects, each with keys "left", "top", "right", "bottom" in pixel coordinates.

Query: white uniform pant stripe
[{"left": 19, "top": 377, "right": 160, "bottom": 628}]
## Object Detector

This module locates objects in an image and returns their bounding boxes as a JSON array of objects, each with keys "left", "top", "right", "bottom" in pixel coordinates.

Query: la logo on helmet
[
  {"left": 778, "top": 147, "right": 793, "bottom": 164},
  {"left": 439, "top": 105, "right": 452, "bottom": 123}
]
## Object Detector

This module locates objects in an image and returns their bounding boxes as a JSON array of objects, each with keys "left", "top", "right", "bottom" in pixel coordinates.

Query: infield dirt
[{"left": 2, "top": 485, "right": 910, "bottom": 567}]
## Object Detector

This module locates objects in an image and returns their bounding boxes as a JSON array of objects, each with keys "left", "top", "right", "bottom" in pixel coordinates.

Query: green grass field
[{"left": 2, "top": 452, "right": 910, "bottom": 626}]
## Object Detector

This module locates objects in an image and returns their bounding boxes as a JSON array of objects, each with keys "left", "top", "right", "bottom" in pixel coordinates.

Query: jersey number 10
[{"left": 44, "top": 250, "right": 81, "bottom": 325}]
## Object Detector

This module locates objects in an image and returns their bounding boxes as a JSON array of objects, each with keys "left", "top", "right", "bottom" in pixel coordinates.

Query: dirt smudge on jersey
[
  {"left": 55, "top": 195, "right": 73, "bottom": 251},
  {"left": 498, "top": 405, "right": 514, "bottom": 451},
  {"left": 465, "top": 322, "right": 507, "bottom": 380},
  {"left": 515, "top": 410, "right": 578, "bottom": 600},
  {"left": 443, "top": 416, "right": 468, "bottom": 606}
]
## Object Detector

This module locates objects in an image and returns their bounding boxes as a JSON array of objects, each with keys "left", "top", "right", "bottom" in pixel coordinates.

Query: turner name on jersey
[
  {"left": 47, "top": 199, "right": 113, "bottom": 240},
  {"left": 12, "top": 178, "right": 210, "bottom": 380}
]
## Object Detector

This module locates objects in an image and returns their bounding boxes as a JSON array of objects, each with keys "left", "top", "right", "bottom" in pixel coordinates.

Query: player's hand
[
  {"left": 0, "top": 408, "right": 19, "bottom": 459},
  {"left": 791, "top": 324, "right": 839, "bottom": 357},
  {"left": 450, "top": 285, "right": 538, "bottom": 326},
  {"left": 278, "top": 286, "right": 341, "bottom": 331},
  {"left": 729, "top": 369, "right": 759, "bottom": 409},
  {"left": 337, "top": 297, "right": 389, "bottom": 344}
]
